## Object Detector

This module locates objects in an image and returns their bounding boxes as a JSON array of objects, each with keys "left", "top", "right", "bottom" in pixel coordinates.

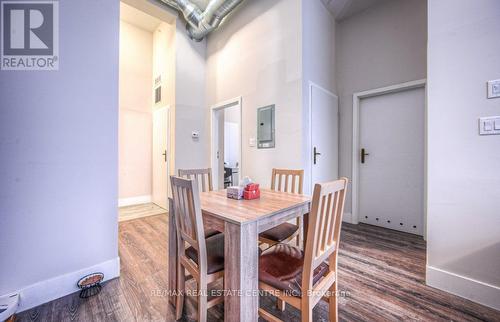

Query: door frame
[
  {"left": 351, "top": 79, "right": 427, "bottom": 227},
  {"left": 152, "top": 105, "right": 171, "bottom": 209},
  {"left": 210, "top": 96, "right": 242, "bottom": 190},
  {"left": 308, "top": 81, "right": 339, "bottom": 194}
]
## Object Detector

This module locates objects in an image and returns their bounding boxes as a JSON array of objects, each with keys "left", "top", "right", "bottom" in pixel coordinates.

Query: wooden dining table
[{"left": 168, "top": 188, "right": 311, "bottom": 322}]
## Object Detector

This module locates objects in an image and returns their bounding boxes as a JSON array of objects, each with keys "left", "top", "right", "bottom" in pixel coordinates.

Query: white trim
[
  {"left": 210, "top": 96, "right": 243, "bottom": 190},
  {"left": 16, "top": 257, "right": 120, "bottom": 312},
  {"left": 426, "top": 265, "right": 500, "bottom": 310},
  {"left": 118, "top": 195, "right": 152, "bottom": 208},
  {"left": 351, "top": 79, "right": 426, "bottom": 225},
  {"left": 342, "top": 212, "right": 352, "bottom": 223},
  {"left": 308, "top": 81, "right": 339, "bottom": 193}
]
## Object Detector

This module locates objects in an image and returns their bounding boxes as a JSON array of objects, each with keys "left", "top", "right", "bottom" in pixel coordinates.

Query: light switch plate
[
  {"left": 487, "top": 79, "right": 500, "bottom": 99},
  {"left": 479, "top": 116, "right": 500, "bottom": 135},
  {"left": 249, "top": 137, "right": 256, "bottom": 147}
]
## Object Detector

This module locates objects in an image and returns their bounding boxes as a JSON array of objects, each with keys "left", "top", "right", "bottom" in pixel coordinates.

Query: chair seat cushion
[
  {"left": 204, "top": 229, "right": 220, "bottom": 238},
  {"left": 260, "top": 223, "right": 299, "bottom": 242},
  {"left": 259, "top": 243, "right": 330, "bottom": 297},
  {"left": 185, "top": 233, "right": 224, "bottom": 274}
]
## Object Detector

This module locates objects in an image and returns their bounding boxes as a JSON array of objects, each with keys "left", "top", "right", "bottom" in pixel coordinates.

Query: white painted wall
[
  {"left": 302, "top": 0, "right": 337, "bottom": 194},
  {"left": 175, "top": 19, "right": 209, "bottom": 171},
  {"left": 206, "top": 0, "right": 302, "bottom": 188},
  {"left": 223, "top": 104, "right": 241, "bottom": 169},
  {"left": 119, "top": 21, "right": 153, "bottom": 200},
  {"left": 426, "top": 0, "right": 500, "bottom": 310},
  {"left": 336, "top": 0, "right": 427, "bottom": 211},
  {"left": 0, "top": 0, "right": 119, "bottom": 310}
]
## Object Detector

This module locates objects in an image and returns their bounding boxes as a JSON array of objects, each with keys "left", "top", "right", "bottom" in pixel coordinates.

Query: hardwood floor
[
  {"left": 17, "top": 215, "right": 499, "bottom": 322},
  {"left": 118, "top": 203, "right": 166, "bottom": 222}
]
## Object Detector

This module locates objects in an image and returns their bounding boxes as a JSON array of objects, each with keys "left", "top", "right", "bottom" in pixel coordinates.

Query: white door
[
  {"left": 152, "top": 107, "right": 169, "bottom": 209},
  {"left": 359, "top": 87, "right": 424, "bottom": 235},
  {"left": 311, "top": 85, "right": 339, "bottom": 189},
  {"left": 212, "top": 109, "right": 225, "bottom": 190}
]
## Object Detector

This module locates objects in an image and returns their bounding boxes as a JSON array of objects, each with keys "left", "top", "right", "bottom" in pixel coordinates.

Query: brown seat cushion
[
  {"left": 259, "top": 243, "right": 330, "bottom": 297},
  {"left": 185, "top": 233, "right": 224, "bottom": 274},
  {"left": 204, "top": 229, "right": 220, "bottom": 238},
  {"left": 260, "top": 223, "right": 299, "bottom": 242}
]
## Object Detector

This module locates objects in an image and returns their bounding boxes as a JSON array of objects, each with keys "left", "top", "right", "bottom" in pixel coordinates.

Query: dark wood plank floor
[{"left": 17, "top": 214, "right": 500, "bottom": 322}]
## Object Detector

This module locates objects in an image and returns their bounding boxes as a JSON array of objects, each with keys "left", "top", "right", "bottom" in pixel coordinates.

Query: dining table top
[{"left": 199, "top": 188, "right": 311, "bottom": 225}]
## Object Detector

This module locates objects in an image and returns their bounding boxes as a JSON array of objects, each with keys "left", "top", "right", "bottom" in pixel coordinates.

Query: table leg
[
  {"left": 224, "top": 222, "right": 259, "bottom": 322},
  {"left": 168, "top": 198, "right": 177, "bottom": 307}
]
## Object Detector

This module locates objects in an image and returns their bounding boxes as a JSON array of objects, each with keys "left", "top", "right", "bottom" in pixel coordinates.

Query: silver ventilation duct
[{"left": 158, "top": 0, "right": 244, "bottom": 41}]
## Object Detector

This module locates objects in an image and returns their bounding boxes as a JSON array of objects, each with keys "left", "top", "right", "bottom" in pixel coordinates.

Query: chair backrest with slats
[
  {"left": 178, "top": 168, "right": 213, "bottom": 193},
  {"left": 271, "top": 168, "right": 304, "bottom": 194},
  {"left": 170, "top": 176, "right": 207, "bottom": 272},
  {"left": 302, "top": 178, "right": 348, "bottom": 291}
]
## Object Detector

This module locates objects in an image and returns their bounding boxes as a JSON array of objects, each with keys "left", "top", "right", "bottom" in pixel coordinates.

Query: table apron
[{"left": 257, "top": 204, "right": 310, "bottom": 233}]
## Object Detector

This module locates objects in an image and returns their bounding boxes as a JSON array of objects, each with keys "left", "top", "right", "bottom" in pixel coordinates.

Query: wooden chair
[
  {"left": 170, "top": 176, "right": 225, "bottom": 322},
  {"left": 178, "top": 168, "right": 213, "bottom": 192},
  {"left": 259, "top": 169, "right": 304, "bottom": 247},
  {"left": 258, "top": 178, "right": 348, "bottom": 322},
  {"left": 178, "top": 168, "right": 218, "bottom": 238}
]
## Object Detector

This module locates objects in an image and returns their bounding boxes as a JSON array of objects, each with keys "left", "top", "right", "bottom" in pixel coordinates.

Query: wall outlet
[
  {"left": 487, "top": 79, "right": 500, "bottom": 99},
  {"left": 479, "top": 116, "right": 500, "bottom": 135}
]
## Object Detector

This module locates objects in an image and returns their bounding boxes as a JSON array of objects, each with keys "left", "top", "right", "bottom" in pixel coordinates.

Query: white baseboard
[
  {"left": 342, "top": 212, "right": 353, "bottom": 224},
  {"left": 17, "top": 257, "right": 120, "bottom": 312},
  {"left": 118, "top": 195, "right": 151, "bottom": 207},
  {"left": 426, "top": 265, "right": 500, "bottom": 311}
]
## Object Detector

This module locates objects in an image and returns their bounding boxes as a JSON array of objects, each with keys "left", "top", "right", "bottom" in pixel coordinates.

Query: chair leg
[
  {"left": 329, "top": 281, "right": 338, "bottom": 322},
  {"left": 175, "top": 264, "right": 185, "bottom": 320},
  {"left": 296, "top": 217, "right": 302, "bottom": 248},
  {"left": 276, "top": 298, "right": 286, "bottom": 311},
  {"left": 301, "top": 299, "right": 313, "bottom": 322},
  {"left": 197, "top": 281, "right": 208, "bottom": 322}
]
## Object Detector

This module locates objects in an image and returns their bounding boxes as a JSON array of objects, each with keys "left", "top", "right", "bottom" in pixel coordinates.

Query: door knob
[
  {"left": 361, "top": 148, "right": 369, "bottom": 164},
  {"left": 313, "top": 147, "right": 321, "bottom": 165}
]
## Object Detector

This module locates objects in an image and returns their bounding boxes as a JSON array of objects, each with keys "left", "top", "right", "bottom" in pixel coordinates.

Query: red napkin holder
[
  {"left": 244, "top": 189, "right": 260, "bottom": 200},
  {"left": 245, "top": 183, "right": 260, "bottom": 191}
]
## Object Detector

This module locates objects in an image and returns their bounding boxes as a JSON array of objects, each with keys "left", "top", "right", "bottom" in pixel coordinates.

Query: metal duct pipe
[{"left": 158, "top": 0, "right": 244, "bottom": 41}]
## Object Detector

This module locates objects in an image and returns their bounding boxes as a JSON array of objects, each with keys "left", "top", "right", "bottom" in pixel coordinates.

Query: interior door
[
  {"left": 152, "top": 107, "right": 169, "bottom": 209},
  {"left": 212, "top": 109, "right": 225, "bottom": 190},
  {"left": 359, "top": 87, "right": 424, "bottom": 235},
  {"left": 311, "top": 86, "right": 339, "bottom": 189}
]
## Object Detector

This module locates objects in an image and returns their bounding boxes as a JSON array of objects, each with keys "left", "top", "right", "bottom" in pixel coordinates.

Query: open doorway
[
  {"left": 211, "top": 97, "right": 242, "bottom": 190},
  {"left": 118, "top": 2, "right": 175, "bottom": 221}
]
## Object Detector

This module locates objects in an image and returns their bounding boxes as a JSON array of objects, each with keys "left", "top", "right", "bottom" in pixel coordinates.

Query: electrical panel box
[{"left": 257, "top": 105, "right": 275, "bottom": 149}]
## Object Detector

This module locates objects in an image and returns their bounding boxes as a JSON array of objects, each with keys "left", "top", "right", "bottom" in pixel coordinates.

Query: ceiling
[
  {"left": 321, "top": 0, "right": 388, "bottom": 21},
  {"left": 120, "top": 2, "right": 162, "bottom": 32}
]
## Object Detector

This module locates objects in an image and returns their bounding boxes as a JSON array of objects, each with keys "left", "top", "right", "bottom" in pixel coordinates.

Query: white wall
[
  {"left": 206, "top": 0, "right": 303, "bottom": 188},
  {"left": 302, "top": 0, "right": 337, "bottom": 193},
  {"left": 175, "top": 19, "right": 209, "bottom": 171},
  {"left": 0, "top": 0, "right": 119, "bottom": 311},
  {"left": 426, "top": 0, "right": 500, "bottom": 310},
  {"left": 224, "top": 106, "right": 241, "bottom": 168},
  {"left": 119, "top": 21, "right": 153, "bottom": 201},
  {"left": 336, "top": 0, "right": 427, "bottom": 211}
]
